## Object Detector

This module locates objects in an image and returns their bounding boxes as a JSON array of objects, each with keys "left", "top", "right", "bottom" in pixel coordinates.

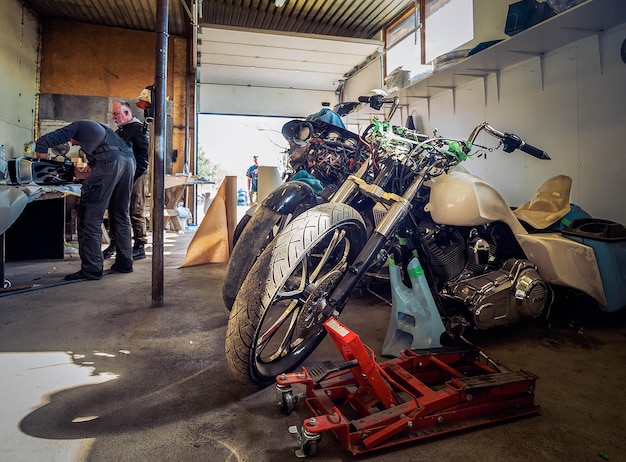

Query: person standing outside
[
  {"left": 104, "top": 101, "right": 150, "bottom": 260},
  {"left": 34, "top": 120, "right": 136, "bottom": 280},
  {"left": 246, "top": 155, "right": 259, "bottom": 205}
]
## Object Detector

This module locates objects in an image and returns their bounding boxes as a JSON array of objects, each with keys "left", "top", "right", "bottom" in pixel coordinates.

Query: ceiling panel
[
  {"left": 199, "top": 0, "right": 413, "bottom": 40},
  {"left": 21, "top": 0, "right": 190, "bottom": 37},
  {"left": 198, "top": 27, "right": 382, "bottom": 91}
]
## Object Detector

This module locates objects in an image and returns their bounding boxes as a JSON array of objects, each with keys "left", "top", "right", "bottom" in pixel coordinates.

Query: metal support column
[{"left": 152, "top": 0, "right": 168, "bottom": 307}]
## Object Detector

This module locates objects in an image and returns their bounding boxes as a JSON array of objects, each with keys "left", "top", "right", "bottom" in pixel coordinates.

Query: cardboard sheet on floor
[{"left": 181, "top": 180, "right": 230, "bottom": 266}]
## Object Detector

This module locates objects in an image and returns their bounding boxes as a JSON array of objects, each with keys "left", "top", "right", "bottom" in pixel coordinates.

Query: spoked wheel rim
[{"left": 252, "top": 224, "right": 359, "bottom": 380}]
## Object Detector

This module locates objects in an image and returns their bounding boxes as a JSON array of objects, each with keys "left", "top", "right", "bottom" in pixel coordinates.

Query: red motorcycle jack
[{"left": 276, "top": 318, "right": 541, "bottom": 457}]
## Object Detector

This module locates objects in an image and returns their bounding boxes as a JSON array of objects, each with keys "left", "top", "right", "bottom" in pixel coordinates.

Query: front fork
[
  {"left": 327, "top": 167, "right": 429, "bottom": 310},
  {"left": 328, "top": 158, "right": 371, "bottom": 204}
]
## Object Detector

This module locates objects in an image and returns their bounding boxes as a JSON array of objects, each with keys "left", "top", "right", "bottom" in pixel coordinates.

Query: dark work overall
[{"left": 78, "top": 127, "right": 136, "bottom": 276}]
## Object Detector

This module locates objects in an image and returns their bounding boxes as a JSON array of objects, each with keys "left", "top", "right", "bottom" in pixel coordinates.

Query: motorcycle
[
  {"left": 221, "top": 106, "right": 371, "bottom": 310},
  {"left": 225, "top": 95, "right": 626, "bottom": 386}
]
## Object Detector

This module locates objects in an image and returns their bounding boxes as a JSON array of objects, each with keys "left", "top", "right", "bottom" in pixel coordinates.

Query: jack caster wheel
[
  {"left": 276, "top": 384, "right": 297, "bottom": 415},
  {"left": 289, "top": 426, "right": 321, "bottom": 458}
]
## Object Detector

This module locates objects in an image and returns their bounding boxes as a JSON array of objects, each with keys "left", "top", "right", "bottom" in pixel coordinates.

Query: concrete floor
[{"left": 1, "top": 227, "right": 625, "bottom": 462}]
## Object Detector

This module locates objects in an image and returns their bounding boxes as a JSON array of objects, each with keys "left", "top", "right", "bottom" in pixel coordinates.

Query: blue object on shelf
[
  {"left": 468, "top": 40, "right": 504, "bottom": 56},
  {"left": 505, "top": 0, "right": 556, "bottom": 36}
]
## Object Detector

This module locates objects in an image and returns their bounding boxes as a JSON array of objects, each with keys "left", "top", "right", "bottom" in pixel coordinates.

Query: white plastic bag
[{"left": 176, "top": 203, "right": 192, "bottom": 230}]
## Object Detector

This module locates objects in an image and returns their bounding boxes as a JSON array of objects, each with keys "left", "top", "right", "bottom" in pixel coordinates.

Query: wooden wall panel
[{"left": 38, "top": 18, "right": 192, "bottom": 175}]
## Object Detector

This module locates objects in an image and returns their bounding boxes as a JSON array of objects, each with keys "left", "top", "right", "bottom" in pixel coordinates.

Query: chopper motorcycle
[
  {"left": 221, "top": 106, "right": 371, "bottom": 310},
  {"left": 225, "top": 95, "right": 626, "bottom": 386}
]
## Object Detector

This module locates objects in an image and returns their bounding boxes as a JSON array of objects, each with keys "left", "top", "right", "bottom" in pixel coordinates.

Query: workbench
[
  {"left": 4, "top": 187, "right": 80, "bottom": 261},
  {"left": 163, "top": 174, "right": 209, "bottom": 231},
  {"left": 1, "top": 184, "right": 79, "bottom": 291}
]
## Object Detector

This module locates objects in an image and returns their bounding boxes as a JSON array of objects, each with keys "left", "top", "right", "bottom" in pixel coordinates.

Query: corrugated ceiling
[
  {"left": 20, "top": 0, "right": 414, "bottom": 40},
  {"left": 20, "top": 0, "right": 191, "bottom": 37},
  {"left": 200, "top": 0, "right": 414, "bottom": 39}
]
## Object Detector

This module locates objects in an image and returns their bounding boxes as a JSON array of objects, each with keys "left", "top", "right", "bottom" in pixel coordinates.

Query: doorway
[{"left": 195, "top": 114, "right": 293, "bottom": 223}]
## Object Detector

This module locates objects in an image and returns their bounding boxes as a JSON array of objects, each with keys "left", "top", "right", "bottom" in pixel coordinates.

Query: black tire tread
[{"left": 222, "top": 207, "right": 282, "bottom": 309}]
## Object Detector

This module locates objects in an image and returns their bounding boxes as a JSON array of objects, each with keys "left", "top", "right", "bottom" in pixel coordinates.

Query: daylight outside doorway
[{"left": 194, "top": 114, "right": 293, "bottom": 224}]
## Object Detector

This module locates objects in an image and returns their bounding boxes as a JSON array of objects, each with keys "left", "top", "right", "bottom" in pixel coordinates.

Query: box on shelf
[
  {"left": 505, "top": 0, "right": 556, "bottom": 36},
  {"left": 385, "top": 67, "right": 411, "bottom": 92}
]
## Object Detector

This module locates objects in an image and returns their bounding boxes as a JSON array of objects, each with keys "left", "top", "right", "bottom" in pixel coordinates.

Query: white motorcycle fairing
[
  {"left": 425, "top": 169, "right": 607, "bottom": 306},
  {"left": 515, "top": 233, "right": 605, "bottom": 305}
]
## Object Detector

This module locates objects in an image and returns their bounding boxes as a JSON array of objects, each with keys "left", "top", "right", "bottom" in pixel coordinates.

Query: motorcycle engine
[
  {"left": 443, "top": 259, "right": 549, "bottom": 329},
  {"left": 419, "top": 223, "right": 467, "bottom": 284}
]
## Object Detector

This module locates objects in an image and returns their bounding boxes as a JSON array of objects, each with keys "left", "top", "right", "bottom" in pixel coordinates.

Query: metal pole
[
  {"left": 152, "top": 0, "right": 168, "bottom": 307},
  {"left": 184, "top": 19, "right": 191, "bottom": 176}
]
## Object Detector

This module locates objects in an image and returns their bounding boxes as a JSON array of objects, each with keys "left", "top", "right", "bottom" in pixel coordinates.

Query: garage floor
[{"left": 1, "top": 227, "right": 625, "bottom": 462}]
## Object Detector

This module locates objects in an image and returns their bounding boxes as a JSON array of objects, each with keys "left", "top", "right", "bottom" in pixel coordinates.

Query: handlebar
[
  {"left": 511, "top": 136, "right": 550, "bottom": 159},
  {"left": 356, "top": 99, "right": 550, "bottom": 161},
  {"left": 468, "top": 122, "right": 550, "bottom": 160},
  {"left": 358, "top": 94, "right": 400, "bottom": 122}
]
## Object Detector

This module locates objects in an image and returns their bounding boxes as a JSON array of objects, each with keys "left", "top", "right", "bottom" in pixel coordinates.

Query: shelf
[{"left": 395, "top": 0, "right": 626, "bottom": 104}]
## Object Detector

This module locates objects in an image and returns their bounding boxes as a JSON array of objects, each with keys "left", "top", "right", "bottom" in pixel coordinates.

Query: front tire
[
  {"left": 225, "top": 203, "right": 366, "bottom": 386},
  {"left": 231, "top": 213, "right": 252, "bottom": 246}
]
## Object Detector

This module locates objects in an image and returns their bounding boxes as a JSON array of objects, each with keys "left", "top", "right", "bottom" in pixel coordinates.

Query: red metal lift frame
[{"left": 277, "top": 318, "right": 541, "bottom": 456}]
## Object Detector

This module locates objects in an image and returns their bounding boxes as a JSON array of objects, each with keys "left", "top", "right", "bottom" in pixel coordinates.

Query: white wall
[
  {"left": 343, "top": 56, "right": 385, "bottom": 103},
  {"left": 345, "top": 21, "right": 626, "bottom": 225},
  {"left": 0, "top": 0, "right": 39, "bottom": 159}
]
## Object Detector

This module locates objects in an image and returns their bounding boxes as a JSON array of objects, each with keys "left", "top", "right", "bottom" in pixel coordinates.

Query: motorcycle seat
[{"left": 513, "top": 175, "right": 572, "bottom": 230}]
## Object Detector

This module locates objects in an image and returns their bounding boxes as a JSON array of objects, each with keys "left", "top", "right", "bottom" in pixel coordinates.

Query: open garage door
[{"left": 196, "top": 27, "right": 382, "bottom": 116}]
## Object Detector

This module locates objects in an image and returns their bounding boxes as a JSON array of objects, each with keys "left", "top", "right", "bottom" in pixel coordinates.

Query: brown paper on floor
[{"left": 180, "top": 180, "right": 230, "bottom": 267}]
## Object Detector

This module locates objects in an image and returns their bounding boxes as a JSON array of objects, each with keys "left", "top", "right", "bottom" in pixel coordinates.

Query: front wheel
[
  {"left": 231, "top": 212, "right": 252, "bottom": 246},
  {"left": 225, "top": 203, "right": 367, "bottom": 386}
]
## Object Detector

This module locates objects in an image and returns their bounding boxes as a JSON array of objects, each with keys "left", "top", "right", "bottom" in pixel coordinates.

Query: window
[
  {"left": 385, "top": 0, "right": 475, "bottom": 84},
  {"left": 385, "top": 5, "right": 432, "bottom": 82},
  {"left": 425, "top": 0, "right": 474, "bottom": 63}
]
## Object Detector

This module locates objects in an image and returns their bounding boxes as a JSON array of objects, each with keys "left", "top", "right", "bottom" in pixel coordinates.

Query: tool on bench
[{"left": 276, "top": 317, "right": 541, "bottom": 457}]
